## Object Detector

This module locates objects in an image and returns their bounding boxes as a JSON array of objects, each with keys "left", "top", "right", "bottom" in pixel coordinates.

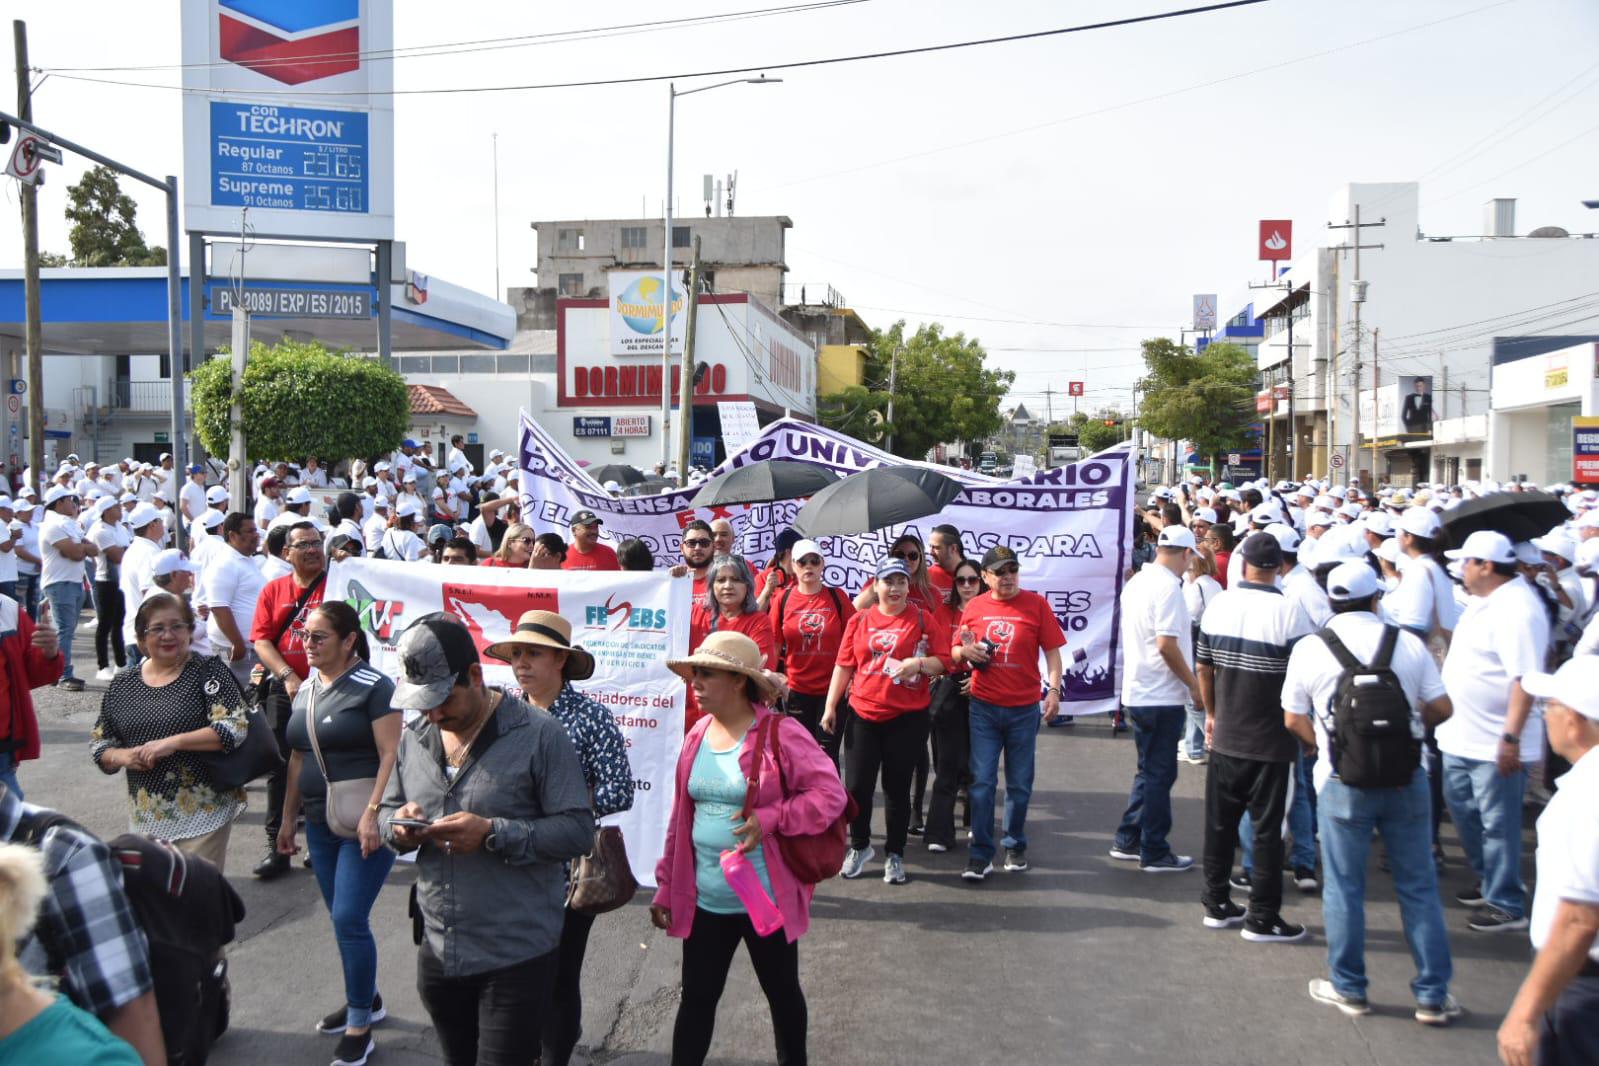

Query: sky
[{"left": 4, "top": 0, "right": 1598, "bottom": 419}]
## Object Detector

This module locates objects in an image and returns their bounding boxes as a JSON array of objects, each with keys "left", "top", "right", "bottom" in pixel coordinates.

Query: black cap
[
  {"left": 981, "top": 545, "right": 1020, "bottom": 571},
  {"left": 1240, "top": 531, "right": 1284, "bottom": 570},
  {"left": 569, "top": 509, "right": 602, "bottom": 528}
]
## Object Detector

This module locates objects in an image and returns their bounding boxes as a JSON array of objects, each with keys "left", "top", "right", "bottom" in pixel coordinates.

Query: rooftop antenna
[
  {"left": 726, "top": 171, "right": 738, "bottom": 217},
  {"left": 703, "top": 174, "right": 714, "bottom": 218}
]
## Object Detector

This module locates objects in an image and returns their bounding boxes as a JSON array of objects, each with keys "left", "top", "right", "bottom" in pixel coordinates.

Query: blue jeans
[
  {"left": 43, "top": 581, "right": 84, "bottom": 681},
  {"left": 14, "top": 574, "right": 37, "bottom": 620},
  {"left": 0, "top": 752, "right": 20, "bottom": 800},
  {"left": 1182, "top": 700, "right": 1206, "bottom": 760},
  {"left": 1113, "top": 704, "right": 1185, "bottom": 862},
  {"left": 305, "top": 818, "right": 396, "bottom": 1029},
  {"left": 967, "top": 698, "right": 1039, "bottom": 863},
  {"left": 1319, "top": 771, "right": 1452, "bottom": 1005},
  {"left": 1240, "top": 750, "right": 1317, "bottom": 872},
  {"left": 1441, "top": 753, "right": 1526, "bottom": 917}
]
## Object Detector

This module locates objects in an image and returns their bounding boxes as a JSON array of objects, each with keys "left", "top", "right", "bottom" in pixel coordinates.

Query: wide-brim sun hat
[
  {"left": 666, "top": 631, "right": 777, "bottom": 701},
  {"left": 483, "top": 609, "right": 596, "bottom": 680}
]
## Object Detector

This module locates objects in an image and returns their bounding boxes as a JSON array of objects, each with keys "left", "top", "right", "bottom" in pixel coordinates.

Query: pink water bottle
[{"left": 720, "top": 849, "right": 784, "bottom": 936}]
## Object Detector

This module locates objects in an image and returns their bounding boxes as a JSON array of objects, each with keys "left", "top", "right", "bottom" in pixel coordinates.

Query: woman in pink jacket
[{"left": 652, "top": 631, "right": 846, "bottom": 1066}]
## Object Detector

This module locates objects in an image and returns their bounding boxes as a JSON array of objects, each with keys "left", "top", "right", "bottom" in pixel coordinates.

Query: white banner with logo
[
  {"left": 325, "top": 557, "right": 690, "bottom": 888},
  {"left": 608, "top": 269, "right": 687, "bottom": 357},
  {"left": 518, "top": 411, "right": 1134, "bottom": 714}
]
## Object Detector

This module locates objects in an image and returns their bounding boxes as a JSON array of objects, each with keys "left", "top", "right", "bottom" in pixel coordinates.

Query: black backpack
[
  {"left": 1317, "top": 626, "right": 1421, "bottom": 788},
  {"left": 19, "top": 811, "right": 244, "bottom": 1066}
]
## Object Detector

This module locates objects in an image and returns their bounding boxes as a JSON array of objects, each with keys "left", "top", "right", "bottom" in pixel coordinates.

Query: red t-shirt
[
  {"left": 691, "top": 573, "right": 708, "bottom": 599},
  {"left": 928, "top": 566, "right": 954, "bottom": 594},
  {"left": 562, "top": 543, "right": 620, "bottom": 571},
  {"left": 249, "top": 571, "right": 327, "bottom": 681},
  {"left": 956, "top": 589, "right": 1067, "bottom": 708},
  {"left": 683, "top": 608, "right": 777, "bottom": 730},
  {"left": 1212, "top": 551, "right": 1231, "bottom": 589},
  {"left": 756, "top": 564, "right": 790, "bottom": 597},
  {"left": 478, "top": 557, "right": 516, "bottom": 568},
  {"left": 767, "top": 586, "right": 855, "bottom": 697},
  {"left": 837, "top": 604, "right": 952, "bottom": 721}
]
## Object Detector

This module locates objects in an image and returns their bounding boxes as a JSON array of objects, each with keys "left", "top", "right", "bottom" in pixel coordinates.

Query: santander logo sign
[{"left": 1258, "top": 220, "right": 1293, "bottom": 262}]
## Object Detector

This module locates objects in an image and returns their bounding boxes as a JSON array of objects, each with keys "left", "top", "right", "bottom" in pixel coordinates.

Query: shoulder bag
[
  {"left": 741, "top": 714, "right": 856, "bottom": 884},
  {"left": 304, "top": 681, "right": 377, "bottom": 839},
  {"left": 567, "top": 818, "right": 638, "bottom": 916},
  {"left": 252, "top": 574, "right": 326, "bottom": 707},
  {"left": 194, "top": 663, "right": 284, "bottom": 791}
]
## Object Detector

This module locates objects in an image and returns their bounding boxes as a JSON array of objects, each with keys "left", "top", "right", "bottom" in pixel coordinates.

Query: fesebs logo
[
  {"left": 585, "top": 596, "right": 667, "bottom": 632},
  {"left": 218, "top": 0, "right": 361, "bottom": 86}
]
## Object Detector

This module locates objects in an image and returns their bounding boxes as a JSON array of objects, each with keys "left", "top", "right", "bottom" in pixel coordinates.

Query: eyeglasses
[
  {"left": 142, "top": 623, "right": 192, "bottom": 638},
  {"left": 288, "top": 541, "right": 323, "bottom": 552},
  {"left": 956, "top": 576, "right": 982, "bottom": 586},
  {"left": 989, "top": 565, "right": 1020, "bottom": 577},
  {"left": 683, "top": 538, "right": 712, "bottom": 548},
  {"left": 302, "top": 630, "right": 340, "bottom": 647}
]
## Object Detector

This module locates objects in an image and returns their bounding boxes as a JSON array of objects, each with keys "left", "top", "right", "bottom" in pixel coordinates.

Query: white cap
[
  {"left": 374, "top": 461, "right": 391, "bottom": 472},
  {"left": 1192, "top": 507, "right": 1218, "bottom": 524},
  {"left": 1444, "top": 530, "right": 1516, "bottom": 565},
  {"left": 1339, "top": 502, "right": 1364, "bottom": 520},
  {"left": 361, "top": 477, "right": 378, "bottom": 489},
  {"left": 791, "top": 538, "right": 824, "bottom": 562},
  {"left": 1533, "top": 530, "right": 1576, "bottom": 563},
  {"left": 1374, "top": 537, "right": 1404, "bottom": 565},
  {"left": 1398, "top": 506, "right": 1442, "bottom": 540},
  {"left": 373, "top": 495, "right": 391, "bottom": 510},
  {"left": 43, "top": 486, "right": 77, "bottom": 506},
  {"left": 1306, "top": 509, "right": 1335, "bottom": 529},
  {"left": 1264, "top": 522, "right": 1300, "bottom": 553},
  {"left": 200, "top": 509, "right": 226, "bottom": 530},
  {"left": 150, "top": 549, "right": 199, "bottom": 577},
  {"left": 91, "top": 496, "right": 121, "bottom": 518},
  {"left": 1249, "top": 503, "right": 1280, "bottom": 525},
  {"left": 1326, "top": 560, "right": 1380, "bottom": 602},
  {"left": 126, "top": 502, "right": 162, "bottom": 529},
  {"left": 1577, "top": 537, "right": 1599, "bottom": 574},
  {"left": 1362, "top": 511, "right": 1394, "bottom": 538},
  {"left": 205, "top": 485, "right": 230, "bottom": 504},
  {"left": 1522, "top": 657, "right": 1599, "bottom": 722},
  {"left": 1577, "top": 509, "right": 1599, "bottom": 530},
  {"left": 396, "top": 498, "right": 422, "bottom": 520},
  {"left": 285, "top": 486, "right": 313, "bottom": 506},
  {"left": 1157, "top": 525, "right": 1197, "bottom": 551}
]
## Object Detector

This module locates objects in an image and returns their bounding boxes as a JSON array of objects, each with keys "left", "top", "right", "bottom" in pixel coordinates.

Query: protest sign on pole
[
  {"left": 519, "top": 411, "right": 1131, "bottom": 715},
  {"left": 325, "top": 557, "right": 690, "bottom": 887}
]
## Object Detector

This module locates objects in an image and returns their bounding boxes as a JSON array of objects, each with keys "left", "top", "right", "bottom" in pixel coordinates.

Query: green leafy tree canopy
[
  {"left": 1052, "top": 409, "right": 1125, "bottom": 454},
  {"left": 815, "top": 384, "right": 888, "bottom": 444},
  {"left": 190, "top": 339, "right": 410, "bottom": 463},
  {"left": 61, "top": 165, "right": 166, "bottom": 267},
  {"left": 1135, "top": 338, "right": 1258, "bottom": 468},
  {"left": 865, "top": 321, "right": 1013, "bottom": 460}
]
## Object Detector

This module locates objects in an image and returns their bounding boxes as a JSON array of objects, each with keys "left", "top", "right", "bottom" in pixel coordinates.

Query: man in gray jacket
[{"left": 380, "top": 613, "right": 593, "bottom": 1066}]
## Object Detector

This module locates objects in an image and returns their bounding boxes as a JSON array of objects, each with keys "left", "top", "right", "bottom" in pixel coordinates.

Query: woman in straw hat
[
  {"left": 652, "top": 631, "right": 846, "bottom": 1066},
  {"left": 684, "top": 554, "right": 779, "bottom": 731},
  {"left": 485, "top": 611, "right": 633, "bottom": 1066}
]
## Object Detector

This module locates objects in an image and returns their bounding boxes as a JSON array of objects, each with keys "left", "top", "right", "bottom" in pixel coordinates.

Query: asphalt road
[{"left": 22, "top": 629, "right": 1534, "bottom": 1066}]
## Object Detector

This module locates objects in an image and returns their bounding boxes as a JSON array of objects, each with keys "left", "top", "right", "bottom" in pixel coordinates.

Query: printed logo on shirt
[
  {"left": 796, "top": 610, "right": 828, "bottom": 652},
  {"left": 983, "top": 619, "right": 1017, "bottom": 663},
  {"left": 868, "top": 629, "right": 899, "bottom": 675}
]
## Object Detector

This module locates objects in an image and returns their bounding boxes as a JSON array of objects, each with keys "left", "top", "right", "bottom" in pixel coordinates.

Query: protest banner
[
  {"left": 518, "top": 411, "right": 1132, "bottom": 715},
  {"left": 325, "top": 556, "right": 691, "bottom": 887}
]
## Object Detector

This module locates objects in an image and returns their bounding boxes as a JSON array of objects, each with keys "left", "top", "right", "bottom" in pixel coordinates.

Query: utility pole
[
  {"left": 14, "top": 21, "right": 42, "bottom": 494},
  {"left": 884, "top": 346, "right": 901, "bottom": 453},
  {"left": 675, "top": 236, "right": 701, "bottom": 486},
  {"left": 1327, "top": 205, "right": 1385, "bottom": 488},
  {"left": 1370, "top": 328, "right": 1380, "bottom": 482}
]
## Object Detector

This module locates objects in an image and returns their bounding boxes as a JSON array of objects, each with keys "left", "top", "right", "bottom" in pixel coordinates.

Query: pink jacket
[{"left": 653, "top": 702, "right": 847, "bottom": 944}]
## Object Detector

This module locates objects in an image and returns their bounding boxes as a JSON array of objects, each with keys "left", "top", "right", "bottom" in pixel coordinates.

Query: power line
[
  {"left": 852, "top": 305, "right": 1171, "bottom": 329},
  {"left": 44, "top": 1, "right": 1270, "bottom": 98}
]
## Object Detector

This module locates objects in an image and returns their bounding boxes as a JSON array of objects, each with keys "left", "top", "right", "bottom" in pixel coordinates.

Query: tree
[
  {"left": 61, "top": 166, "right": 166, "bottom": 267},
  {"left": 1135, "top": 338, "right": 1258, "bottom": 469},
  {"left": 861, "top": 321, "right": 1013, "bottom": 460},
  {"left": 190, "top": 339, "right": 410, "bottom": 463},
  {"left": 815, "top": 384, "right": 887, "bottom": 444},
  {"left": 1062, "top": 409, "right": 1125, "bottom": 454}
]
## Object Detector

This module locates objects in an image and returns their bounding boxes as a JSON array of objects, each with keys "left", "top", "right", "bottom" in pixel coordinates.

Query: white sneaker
[
  {"left": 96, "top": 666, "right": 117, "bottom": 681},
  {"left": 840, "top": 845, "right": 874, "bottom": 879},
  {"left": 1308, "top": 978, "right": 1371, "bottom": 1017},
  {"left": 926, "top": 842, "right": 948, "bottom": 853},
  {"left": 883, "top": 854, "right": 907, "bottom": 884}
]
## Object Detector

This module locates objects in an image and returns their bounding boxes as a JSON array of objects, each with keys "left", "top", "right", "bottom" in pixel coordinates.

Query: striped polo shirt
[{"left": 1195, "top": 580, "right": 1314, "bottom": 763}]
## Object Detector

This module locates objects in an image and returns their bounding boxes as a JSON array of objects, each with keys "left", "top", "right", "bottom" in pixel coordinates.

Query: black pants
[
  {"left": 672, "top": 908, "right": 806, "bottom": 1066},
  {"left": 417, "top": 943, "right": 556, "bottom": 1066},
  {"left": 911, "top": 728, "right": 930, "bottom": 826},
  {"left": 1202, "top": 751, "right": 1291, "bottom": 920},
  {"left": 540, "top": 907, "right": 596, "bottom": 1066},
  {"left": 844, "top": 711, "right": 930, "bottom": 857},
  {"left": 924, "top": 687, "right": 971, "bottom": 849},
  {"left": 1541, "top": 972, "right": 1599, "bottom": 1066},
  {"left": 262, "top": 681, "right": 295, "bottom": 844},
  {"left": 93, "top": 580, "right": 125, "bottom": 670},
  {"left": 785, "top": 691, "right": 843, "bottom": 769}
]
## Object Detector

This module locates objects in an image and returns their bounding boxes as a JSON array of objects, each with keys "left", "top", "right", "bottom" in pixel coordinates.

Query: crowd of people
[{"left": 0, "top": 438, "right": 1593, "bottom": 1066}]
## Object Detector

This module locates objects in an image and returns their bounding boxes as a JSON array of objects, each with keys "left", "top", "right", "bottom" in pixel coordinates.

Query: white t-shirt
[
  {"left": 1119, "top": 563, "right": 1191, "bottom": 706},
  {"left": 1438, "top": 577, "right": 1550, "bottom": 763},
  {"left": 1530, "top": 748, "right": 1599, "bottom": 963},
  {"left": 378, "top": 528, "right": 426, "bottom": 562},
  {"left": 257, "top": 555, "right": 293, "bottom": 583},
  {"left": 1282, "top": 610, "right": 1446, "bottom": 792},
  {"left": 179, "top": 479, "right": 207, "bottom": 522},
  {"left": 87, "top": 519, "right": 131, "bottom": 582},
  {"left": 467, "top": 514, "right": 494, "bottom": 556},
  {"left": 1282, "top": 565, "right": 1332, "bottom": 628},
  {"left": 363, "top": 513, "right": 389, "bottom": 553},
  {"left": 254, "top": 496, "right": 280, "bottom": 528},
  {"left": 302, "top": 467, "right": 329, "bottom": 488},
  {"left": 1384, "top": 555, "right": 1460, "bottom": 635},
  {"left": 0, "top": 522, "right": 17, "bottom": 584},
  {"left": 326, "top": 517, "right": 362, "bottom": 550},
  {"left": 118, "top": 537, "right": 161, "bottom": 648},
  {"left": 202, "top": 547, "right": 266, "bottom": 655},
  {"left": 10, "top": 520, "right": 38, "bottom": 576},
  {"left": 360, "top": 493, "right": 378, "bottom": 521},
  {"left": 190, "top": 531, "right": 227, "bottom": 574},
  {"left": 1183, "top": 574, "right": 1221, "bottom": 628},
  {"left": 39, "top": 512, "right": 86, "bottom": 588}
]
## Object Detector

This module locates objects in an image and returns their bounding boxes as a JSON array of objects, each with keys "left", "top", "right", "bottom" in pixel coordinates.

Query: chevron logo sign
[{"left": 217, "top": 0, "right": 361, "bottom": 85}]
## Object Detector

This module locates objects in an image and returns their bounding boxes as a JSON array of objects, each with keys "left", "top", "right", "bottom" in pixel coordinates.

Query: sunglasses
[
  {"left": 302, "top": 630, "right": 339, "bottom": 647},
  {"left": 956, "top": 576, "right": 982, "bottom": 586},
  {"left": 892, "top": 551, "right": 921, "bottom": 562},
  {"left": 683, "top": 538, "right": 712, "bottom": 548},
  {"left": 989, "top": 564, "right": 1020, "bottom": 577}
]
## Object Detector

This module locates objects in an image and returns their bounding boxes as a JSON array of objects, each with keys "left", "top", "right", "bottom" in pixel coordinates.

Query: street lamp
[{"left": 660, "top": 75, "right": 782, "bottom": 470}]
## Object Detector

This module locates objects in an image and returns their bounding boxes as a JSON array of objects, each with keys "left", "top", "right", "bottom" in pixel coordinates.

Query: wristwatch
[
  {"left": 1501, "top": 732, "right": 1519, "bottom": 745},
  {"left": 484, "top": 824, "right": 501, "bottom": 854}
]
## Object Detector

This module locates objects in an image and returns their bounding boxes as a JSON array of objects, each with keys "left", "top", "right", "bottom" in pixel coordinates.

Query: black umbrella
[
  {"left": 588, "top": 464, "right": 646, "bottom": 486},
  {"left": 1439, "top": 490, "right": 1571, "bottom": 545},
  {"left": 792, "top": 466, "right": 964, "bottom": 537},
  {"left": 624, "top": 476, "right": 676, "bottom": 497},
  {"left": 689, "top": 460, "right": 840, "bottom": 509}
]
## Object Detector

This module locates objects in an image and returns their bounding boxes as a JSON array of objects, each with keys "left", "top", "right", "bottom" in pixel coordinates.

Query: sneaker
[
  {"left": 1140, "top": 853, "right": 1194, "bottom": 874},
  {"left": 926, "top": 841, "right": 948, "bottom": 854},
  {"left": 1294, "top": 867, "right": 1320, "bottom": 893},
  {"left": 883, "top": 854, "right": 907, "bottom": 885},
  {"left": 1003, "top": 848, "right": 1029, "bottom": 872},
  {"left": 318, "top": 995, "right": 386, "bottom": 1035},
  {"left": 1414, "top": 995, "right": 1464, "bottom": 1026},
  {"left": 1202, "top": 899, "right": 1247, "bottom": 929},
  {"left": 95, "top": 665, "right": 117, "bottom": 681},
  {"left": 840, "top": 845, "right": 875, "bottom": 880},
  {"left": 1230, "top": 872, "right": 1252, "bottom": 892},
  {"left": 1467, "top": 907, "right": 1528, "bottom": 933},
  {"left": 1178, "top": 751, "right": 1208, "bottom": 765},
  {"left": 252, "top": 852, "right": 290, "bottom": 880},
  {"left": 60, "top": 677, "right": 84, "bottom": 692},
  {"left": 1108, "top": 844, "right": 1140, "bottom": 862},
  {"left": 1308, "top": 978, "right": 1371, "bottom": 1017},
  {"left": 962, "top": 859, "right": 993, "bottom": 882},
  {"left": 907, "top": 822, "right": 925, "bottom": 837},
  {"left": 1046, "top": 714, "right": 1075, "bottom": 728},
  {"left": 1241, "top": 915, "right": 1308, "bottom": 943},
  {"left": 332, "top": 1031, "right": 375, "bottom": 1066},
  {"left": 1455, "top": 882, "right": 1485, "bottom": 908}
]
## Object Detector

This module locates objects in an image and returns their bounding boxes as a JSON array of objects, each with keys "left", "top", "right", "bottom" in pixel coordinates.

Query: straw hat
[
  {"left": 483, "top": 610, "right": 595, "bottom": 681},
  {"left": 666, "top": 631, "right": 777, "bottom": 701}
]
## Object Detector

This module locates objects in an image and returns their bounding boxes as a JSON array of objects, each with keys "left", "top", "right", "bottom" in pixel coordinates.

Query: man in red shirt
[
  {"left": 952, "top": 546, "right": 1066, "bottom": 882},
  {"left": 671, "top": 520, "right": 715, "bottom": 598},
  {"left": 927, "top": 523, "right": 965, "bottom": 595},
  {"left": 249, "top": 521, "right": 327, "bottom": 879},
  {"left": 561, "top": 510, "right": 619, "bottom": 571}
]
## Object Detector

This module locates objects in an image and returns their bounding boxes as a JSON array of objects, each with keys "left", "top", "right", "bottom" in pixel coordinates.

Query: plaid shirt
[{"left": 0, "top": 785, "right": 154, "bottom": 1016}]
